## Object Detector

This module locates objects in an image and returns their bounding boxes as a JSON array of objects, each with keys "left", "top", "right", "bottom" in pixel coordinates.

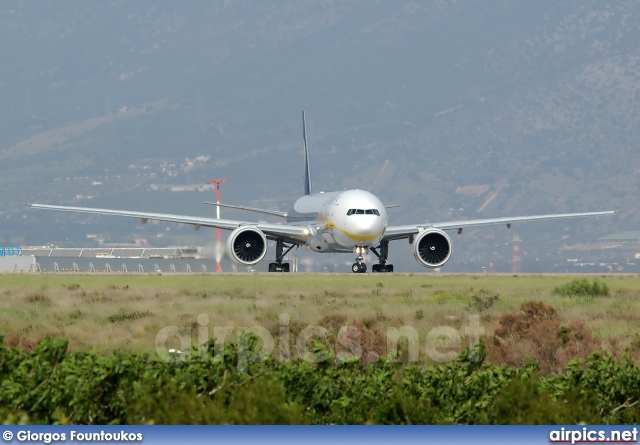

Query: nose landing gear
[
  {"left": 352, "top": 261, "right": 367, "bottom": 273},
  {"left": 351, "top": 243, "right": 394, "bottom": 273},
  {"left": 351, "top": 246, "right": 368, "bottom": 273}
]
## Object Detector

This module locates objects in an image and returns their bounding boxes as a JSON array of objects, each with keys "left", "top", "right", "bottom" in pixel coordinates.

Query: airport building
[
  {"left": 0, "top": 254, "right": 36, "bottom": 273},
  {"left": 20, "top": 246, "right": 202, "bottom": 259}
]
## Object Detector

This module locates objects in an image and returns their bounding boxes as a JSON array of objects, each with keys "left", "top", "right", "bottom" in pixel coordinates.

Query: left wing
[
  {"left": 382, "top": 210, "right": 618, "bottom": 241},
  {"left": 204, "top": 202, "right": 288, "bottom": 218},
  {"left": 27, "top": 203, "right": 309, "bottom": 244}
]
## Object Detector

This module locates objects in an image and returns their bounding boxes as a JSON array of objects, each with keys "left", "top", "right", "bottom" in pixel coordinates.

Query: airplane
[{"left": 29, "top": 112, "right": 617, "bottom": 273}]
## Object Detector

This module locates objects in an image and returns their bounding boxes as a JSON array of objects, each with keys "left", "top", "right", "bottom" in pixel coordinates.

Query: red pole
[{"left": 207, "top": 179, "right": 228, "bottom": 272}]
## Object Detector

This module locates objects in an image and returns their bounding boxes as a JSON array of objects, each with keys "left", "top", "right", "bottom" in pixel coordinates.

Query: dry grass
[{"left": 1, "top": 273, "right": 639, "bottom": 362}]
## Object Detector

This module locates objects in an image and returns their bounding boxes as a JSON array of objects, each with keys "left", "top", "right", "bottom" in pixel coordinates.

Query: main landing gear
[
  {"left": 268, "top": 239, "right": 296, "bottom": 272},
  {"left": 370, "top": 240, "right": 394, "bottom": 273}
]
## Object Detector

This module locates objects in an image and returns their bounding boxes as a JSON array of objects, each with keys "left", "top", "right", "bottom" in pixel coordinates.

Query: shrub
[
  {"left": 467, "top": 292, "right": 500, "bottom": 312},
  {"left": 267, "top": 314, "right": 386, "bottom": 365},
  {"left": 2, "top": 336, "right": 640, "bottom": 424},
  {"left": 126, "top": 376, "right": 305, "bottom": 424},
  {"left": 487, "top": 301, "right": 599, "bottom": 374},
  {"left": 106, "top": 311, "right": 153, "bottom": 323},
  {"left": 479, "top": 377, "right": 600, "bottom": 424},
  {"left": 552, "top": 278, "right": 610, "bottom": 299},
  {"left": 24, "top": 293, "right": 51, "bottom": 305}
]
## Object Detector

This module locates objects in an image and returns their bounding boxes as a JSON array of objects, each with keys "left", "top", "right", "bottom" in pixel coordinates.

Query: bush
[
  {"left": 126, "top": 376, "right": 305, "bottom": 424},
  {"left": 3, "top": 335, "right": 640, "bottom": 425},
  {"left": 269, "top": 314, "right": 387, "bottom": 366},
  {"left": 487, "top": 301, "right": 599, "bottom": 374},
  {"left": 467, "top": 292, "right": 500, "bottom": 312},
  {"left": 479, "top": 377, "right": 600, "bottom": 424},
  {"left": 553, "top": 278, "right": 610, "bottom": 299}
]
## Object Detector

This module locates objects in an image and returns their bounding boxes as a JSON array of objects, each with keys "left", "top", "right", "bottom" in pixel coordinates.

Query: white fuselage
[{"left": 286, "top": 189, "right": 388, "bottom": 253}]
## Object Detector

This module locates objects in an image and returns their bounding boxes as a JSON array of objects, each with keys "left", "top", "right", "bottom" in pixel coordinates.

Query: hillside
[{"left": 1, "top": 1, "right": 638, "bottom": 271}]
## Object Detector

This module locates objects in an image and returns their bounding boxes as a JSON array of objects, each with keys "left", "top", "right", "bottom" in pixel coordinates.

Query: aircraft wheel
[
  {"left": 372, "top": 264, "right": 393, "bottom": 273},
  {"left": 360, "top": 263, "right": 367, "bottom": 273},
  {"left": 352, "top": 263, "right": 361, "bottom": 273},
  {"left": 281, "top": 263, "right": 290, "bottom": 272}
]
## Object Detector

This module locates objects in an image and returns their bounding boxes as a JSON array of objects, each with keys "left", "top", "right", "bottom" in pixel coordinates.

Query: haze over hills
[{"left": 1, "top": 1, "right": 638, "bottom": 271}]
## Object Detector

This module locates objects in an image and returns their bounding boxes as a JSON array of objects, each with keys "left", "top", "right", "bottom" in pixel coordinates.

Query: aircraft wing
[
  {"left": 27, "top": 203, "right": 309, "bottom": 243},
  {"left": 204, "top": 202, "right": 288, "bottom": 218},
  {"left": 382, "top": 210, "right": 618, "bottom": 241}
]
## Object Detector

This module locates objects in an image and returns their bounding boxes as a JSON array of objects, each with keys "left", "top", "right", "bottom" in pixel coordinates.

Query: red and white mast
[
  {"left": 511, "top": 233, "right": 522, "bottom": 273},
  {"left": 207, "top": 179, "right": 228, "bottom": 272}
]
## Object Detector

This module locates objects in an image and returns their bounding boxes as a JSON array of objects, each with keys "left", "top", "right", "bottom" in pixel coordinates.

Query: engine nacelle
[
  {"left": 225, "top": 227, "right": 267, "bottom": 266},
  {"left": 412, "top": 228, "right": 452, "bottom": 268}
]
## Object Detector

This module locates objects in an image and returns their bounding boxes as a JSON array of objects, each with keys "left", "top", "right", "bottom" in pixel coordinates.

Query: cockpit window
[{"left": 347, "top": 209, "right": 380, "bottom": 216}]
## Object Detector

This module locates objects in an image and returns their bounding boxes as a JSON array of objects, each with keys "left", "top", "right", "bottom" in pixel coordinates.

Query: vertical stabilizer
[{"left": 302, "top": 111, "right": 312, "bottom": 195}]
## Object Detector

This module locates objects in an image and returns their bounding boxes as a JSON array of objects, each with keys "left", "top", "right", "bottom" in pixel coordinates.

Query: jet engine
[
  {"left": 412, "top": 228, "right": 452, "bottom": 268},
  {"left": 226, "top": 227, "right": 267, "bottom": 265}
]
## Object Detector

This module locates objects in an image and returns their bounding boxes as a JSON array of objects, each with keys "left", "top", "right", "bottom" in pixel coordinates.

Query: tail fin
[{"left": 302, "top": 110, "right": 312, "bottom": 195}]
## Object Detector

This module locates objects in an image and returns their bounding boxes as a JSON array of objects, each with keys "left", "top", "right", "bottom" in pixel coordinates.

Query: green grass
[{"left": 1, "top": 273, "right": 640, "bottom": 358}]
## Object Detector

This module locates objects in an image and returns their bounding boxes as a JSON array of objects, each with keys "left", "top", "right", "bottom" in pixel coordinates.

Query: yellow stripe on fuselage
[
  {"left": 325, "top": 218, "right": 383, "bottom": 243},
  {"left": 338, "top": 228, "right": 383, "bottom": 242}
]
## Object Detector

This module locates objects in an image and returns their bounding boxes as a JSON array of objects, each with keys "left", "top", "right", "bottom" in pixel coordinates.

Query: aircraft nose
[{"left": 352, "top": 215, "right": 382, "bottom": 234}]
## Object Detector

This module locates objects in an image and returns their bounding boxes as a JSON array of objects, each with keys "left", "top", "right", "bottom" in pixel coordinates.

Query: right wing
[
  {"left": 27, "top": 203, "right": 308, "bottom": 244},
  {"left": 382, "top": 210, "right": 618, "bottom": 241}
]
